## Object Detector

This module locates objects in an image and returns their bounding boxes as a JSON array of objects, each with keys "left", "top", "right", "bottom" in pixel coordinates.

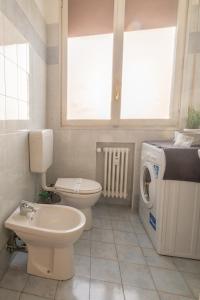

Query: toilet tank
[{"left": 29, "top": 129, "right": 53, "bottom": 173}]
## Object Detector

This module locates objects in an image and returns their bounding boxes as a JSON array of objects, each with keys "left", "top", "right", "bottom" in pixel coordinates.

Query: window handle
[{"left": 114, "top": 84, "right": 121, "bottom": 101}]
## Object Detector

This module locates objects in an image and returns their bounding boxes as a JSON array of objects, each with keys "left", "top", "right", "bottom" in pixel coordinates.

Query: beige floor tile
[
  {"left": 20, "top": 293, "right": 49, "bottom": 300},
  {"left": 113, "top": 231, "right": 138, "bottom": 246},
  {"left": 74, "top": 255, "right": 90, "bottom": 278},
  {"left": 91, "top": 257, "right": 121, "bottom": 283},
  {"left": 128, "top": 214, "right": 141, "bottom": 224},
  {"left": 74, "top": 240, "right": 91, "bottom": 256},
  {"left": 93, "top": 218, "right": 112, "bottom": 229},
  {"left": 131, "top": 222, "right": 146, "bottom": 234},
  {"left": 23, "top": 275, "right": 58, "bottom": 299},
  {"left": 143, "top": 248, "right": 176, "bottom": 270},
  {"left": 93, "top": 206, "right": 110, "bottom": 218},
  {"left": 91, "top": 228, "right": 114, "bottom": 243},
  {"left": 90, "top": 279, "right": 124, "bottom": 300},
  {"left": 111, "top": 221, "right": 134, "bottom": 233},
  {"left": 55, "top": 276, "right": 89, "bottom": 300},
  {"left": 124, "top": 285, "right": 160, "bottom": 300},
  {"left": 136, "top": 233, "right": 153, "bottom": 248},
  {"left": 159, "top": 291, "right": 195, "bottom": 300},
  {"left": 80, "top": 230, "right": 91, "bottom": 241},
  {"left": 173, "top": 258, "right": 200, "bottom": 275},
  {"left": 91, "top": 241, "right": 117, "bottom": 260},
  {"left": 150, "top": 268, "right": 192, "bottom": 297},
  {"left": 120, "top": 261, "right": 155, "bottom": 290},
  {"left": 0, "top": 269, "right": 28, "bottom": 292},
  {"left": 116, "top": 245, "right": 146, "bottom": 265},
  {"left": 0, "top": 288, "right": 20, "bottom": 300},
  {"left": 182, "top": 272, "right": 200, "bottom": 298},
  {"left": 109, "top": 212, "right": 131, "bottom": 222}
]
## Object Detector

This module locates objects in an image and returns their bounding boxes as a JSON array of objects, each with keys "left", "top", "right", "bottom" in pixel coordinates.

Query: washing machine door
[{"left": 140, "top": 162, "right": 155, "bottom": 208}]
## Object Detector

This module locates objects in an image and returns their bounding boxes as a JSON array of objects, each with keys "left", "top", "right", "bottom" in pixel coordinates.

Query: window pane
[
  {"left": 67, "top": 0, "right": 114, "bottom": 120},
  {"left": 121, "top": 0, "right": 178, "bottom": 119}
]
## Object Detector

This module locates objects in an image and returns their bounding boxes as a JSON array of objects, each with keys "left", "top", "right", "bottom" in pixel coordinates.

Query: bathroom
[{"left": 0, "top": 0, "right": 200, "bottom": 299}]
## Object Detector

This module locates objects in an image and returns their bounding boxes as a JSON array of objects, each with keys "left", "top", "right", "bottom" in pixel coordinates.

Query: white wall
[
  {"left": 0, "top": 0, "right": 46, "bottom": 257},
  {"left": 35, "top": 0, "right": 59, "bottom": 24}
]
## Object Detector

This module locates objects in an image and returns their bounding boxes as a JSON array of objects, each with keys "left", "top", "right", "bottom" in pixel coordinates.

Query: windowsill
[{"left": 60, "top": 119, "right": 180, "bottom": 131}]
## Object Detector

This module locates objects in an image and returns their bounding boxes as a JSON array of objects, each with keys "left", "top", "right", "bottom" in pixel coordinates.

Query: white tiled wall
[
  {"left": 0, "top": 0, "right": 46, "bottom": 262},
  {"left": 0, "top": 13, "right": 29, "bottom": 121}
]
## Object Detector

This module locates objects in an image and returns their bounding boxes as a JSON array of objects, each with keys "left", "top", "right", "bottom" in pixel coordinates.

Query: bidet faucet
[{"left": 20, "top": 201, "right": 36, "bottom": 216}]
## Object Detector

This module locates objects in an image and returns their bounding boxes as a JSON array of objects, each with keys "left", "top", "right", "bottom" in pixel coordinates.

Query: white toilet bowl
[
  {"left": 55, "top": 178, "right": 102, "bottom": 230},
  {"left": 5, "top": 204, "right": 86, "bottom": 280}
]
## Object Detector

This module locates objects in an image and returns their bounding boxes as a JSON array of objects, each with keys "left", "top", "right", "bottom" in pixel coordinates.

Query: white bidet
[{"left": 5, "top": 203, "right": 86, "bottom": 280}]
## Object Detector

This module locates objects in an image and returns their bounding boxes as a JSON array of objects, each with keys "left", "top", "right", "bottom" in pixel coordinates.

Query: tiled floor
[{"left": 0, "top": 204, "right": 200, "bottom": 300}]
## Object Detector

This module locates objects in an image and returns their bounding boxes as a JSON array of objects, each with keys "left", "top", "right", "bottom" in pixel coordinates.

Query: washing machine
[{"left": 139, "top": 142, "right": 200, "bottom": 259}]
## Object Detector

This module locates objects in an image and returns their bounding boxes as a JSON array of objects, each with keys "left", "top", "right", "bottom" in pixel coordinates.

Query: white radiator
[{"left": 103, "top": 147, "right": 129, "bottom": 199}]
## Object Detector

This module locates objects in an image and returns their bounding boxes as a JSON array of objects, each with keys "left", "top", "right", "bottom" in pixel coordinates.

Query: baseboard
[{"left": 98, "top": 196, "right": 131, "bottom": 206}]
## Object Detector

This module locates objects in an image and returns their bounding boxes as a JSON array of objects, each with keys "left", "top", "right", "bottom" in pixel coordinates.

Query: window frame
[{"left": 61, "top": 0, "right": 189, "bottom": 128}]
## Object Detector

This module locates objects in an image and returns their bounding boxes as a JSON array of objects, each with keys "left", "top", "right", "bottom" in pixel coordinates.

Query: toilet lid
[{"left": 55, "top": 178, "right": 102, "bottom": 194}]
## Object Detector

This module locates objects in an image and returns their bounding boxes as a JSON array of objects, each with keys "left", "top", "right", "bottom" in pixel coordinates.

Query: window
[
  {"left": 121, "top": 27, "right": 176, "bottom": 119},
  {"left": 67, "top": 0, "right": 114, "bottom": 120},
  {"left": 0, "top": 14, "right": 30, "bottom": 121},
  {"left": 121, "top": 0, "right": 179, "bottom": 120},
  {"left": 61, "top": 0, "right": 188, "bottom": 126}
]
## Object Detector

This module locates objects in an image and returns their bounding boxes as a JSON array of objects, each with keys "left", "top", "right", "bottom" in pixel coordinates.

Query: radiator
[{"left": 103, "top": 147, "right": 129, "bottom": 199}]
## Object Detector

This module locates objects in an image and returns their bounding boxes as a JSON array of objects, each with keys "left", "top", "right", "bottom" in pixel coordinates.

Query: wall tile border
[{"left": 0, "top": 0, "right": 46, "bottom": 62}]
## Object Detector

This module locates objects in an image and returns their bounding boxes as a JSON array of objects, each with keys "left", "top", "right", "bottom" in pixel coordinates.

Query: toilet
[
  {"left": 55, "top": 178, "right": 102, "bottom": 230},
  {"left": 29, "top": 129, "right": 102, "bottom": 230}
]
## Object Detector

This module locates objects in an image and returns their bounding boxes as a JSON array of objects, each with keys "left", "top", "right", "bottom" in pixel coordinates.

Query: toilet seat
[{"left": 55, "top": 178, "right": 102, "bottom": 194}]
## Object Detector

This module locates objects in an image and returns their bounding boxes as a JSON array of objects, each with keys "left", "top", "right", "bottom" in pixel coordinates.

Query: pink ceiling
[{"left": 68, "top": 0, "right": 178, "bottom": 37}]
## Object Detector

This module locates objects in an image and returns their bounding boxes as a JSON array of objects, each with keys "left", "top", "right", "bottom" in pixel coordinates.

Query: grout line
[
  {"left": 53, "top": 279, "right": 59, "bottom": 300},
  {"left": 111, "top": 206, "right": 161, "bottom": 298},
  {"left": 178, "top": 271, "right": 197, "bottom": 299},
  {"left": 20, "top": 291, "right": 50, "bottom": 300},
  {"left": 140, "top": 247, "right": 161, "bottom": 300},
  {"left": 19, "top": 272, "right": 30, "bottom": 296},
  {"left": 0, "top": 286, "right": 23, "bottom": 295},
  {"left": 157, "top": 290, "right": 196, "bottom": 300},
  {"left": 88, "top": 226, "right": 92, "bottom": 300},
  {"left": 112, "top": 225, "right": 126, "bottom": 300}
]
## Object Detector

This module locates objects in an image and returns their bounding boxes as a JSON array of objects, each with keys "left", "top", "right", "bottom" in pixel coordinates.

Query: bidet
[{"left": 5, "top": 204, "right": 86, "bottom": 280}]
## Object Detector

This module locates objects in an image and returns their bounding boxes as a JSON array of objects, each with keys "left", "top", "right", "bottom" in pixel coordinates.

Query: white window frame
[{"left": 61, "top": 0, "right": 189, "bottom": 128}]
